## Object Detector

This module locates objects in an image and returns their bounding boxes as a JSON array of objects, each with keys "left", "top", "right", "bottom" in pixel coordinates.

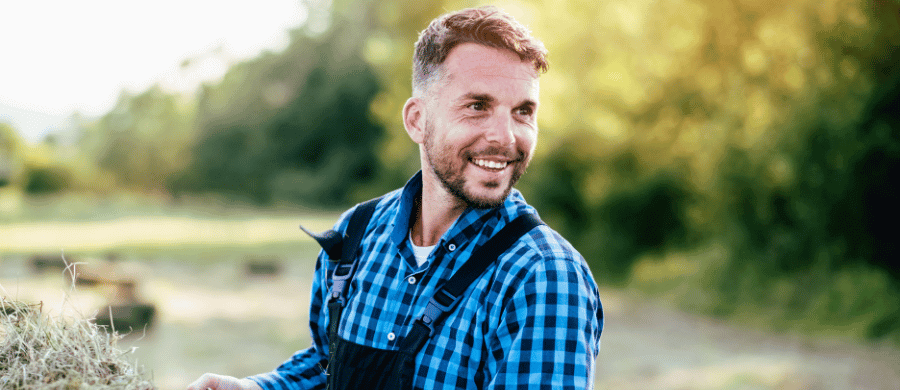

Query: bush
[{"left": 23, "top": 166, "right": 72, "bottom": 196}]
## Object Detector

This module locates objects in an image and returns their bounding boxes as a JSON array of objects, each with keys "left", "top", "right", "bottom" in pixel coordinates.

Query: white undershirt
[{"left": 409, "top": 231, "right": 436, "bottom": 267}]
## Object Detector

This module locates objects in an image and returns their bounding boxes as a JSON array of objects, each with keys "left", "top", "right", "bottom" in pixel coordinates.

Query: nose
[{"left": 484, "top": 112, "right": 515, "bottom": 145}]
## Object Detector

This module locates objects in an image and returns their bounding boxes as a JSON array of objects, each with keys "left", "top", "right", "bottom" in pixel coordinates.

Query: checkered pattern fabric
[{"left": 247, "top": 172, "right": 603, "bottom": 389}]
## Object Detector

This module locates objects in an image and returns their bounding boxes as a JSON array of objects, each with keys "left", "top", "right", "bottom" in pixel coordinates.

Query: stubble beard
[{"left": 423, "top": 120, "right": 528, "bottom": 209}]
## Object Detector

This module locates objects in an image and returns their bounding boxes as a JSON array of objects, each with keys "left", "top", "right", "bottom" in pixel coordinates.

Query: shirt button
[
  {"left": 407, "top": 276, "right": 417, "bottom": 284},
  {"left": 387, "top": 332, "right": 396, "bottom": 341},
  {"left": 448, "top": 243, "right": 457, "bottom": 251}
]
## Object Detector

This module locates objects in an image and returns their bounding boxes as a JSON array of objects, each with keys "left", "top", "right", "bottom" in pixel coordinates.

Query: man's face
[{"left": 421, "top": 43, "right": 540, "bottom": 209}]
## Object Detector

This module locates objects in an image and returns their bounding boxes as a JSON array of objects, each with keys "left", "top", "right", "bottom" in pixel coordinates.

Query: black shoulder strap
[
  {"left": 299, "top": 196, "right": 381, "bottom": 306},
  {"left": 340, "top": 197, "right": 381, "bottom": 264},
  {"left": 400, "top": 213, "right": 544, "bottom": 354},
  {"left": 440, "top": 213, "right": 543, "bottom": 298},
  {"left": 326, "top": 196, "right": 380, "bottom": 306},
  {"left": 301, "top": 197, "right": 381, "bottom": 366}
]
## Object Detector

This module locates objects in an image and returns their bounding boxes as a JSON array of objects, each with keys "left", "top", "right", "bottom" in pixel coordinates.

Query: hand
[{"left": 186, "top": 373, "right": 262, "bottom": 390}]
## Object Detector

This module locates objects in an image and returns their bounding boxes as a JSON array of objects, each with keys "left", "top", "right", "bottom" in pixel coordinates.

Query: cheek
[
  {"left": 443, "top": 127, "right": 483, "bottom": 152},
  {"left": 518, "top": 130, "right": 538, "bottom": 154}
]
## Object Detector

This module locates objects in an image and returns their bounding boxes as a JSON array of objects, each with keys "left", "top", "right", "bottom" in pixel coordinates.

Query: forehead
[{"left": 439, "top": 43, "right": 540, "bottom": 100}]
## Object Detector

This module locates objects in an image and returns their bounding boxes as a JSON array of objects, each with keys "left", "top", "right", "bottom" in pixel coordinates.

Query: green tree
[
  {"left": 179, "top": 7, "right": 387, "bottom": 206},
  {"left": 78, "top": 87, "right": 195, "bottom": 192}
]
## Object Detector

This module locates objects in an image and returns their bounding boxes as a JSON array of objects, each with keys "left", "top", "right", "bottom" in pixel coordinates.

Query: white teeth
[{"left": 473, "top": 159, "right": 508, "bottom": 169}]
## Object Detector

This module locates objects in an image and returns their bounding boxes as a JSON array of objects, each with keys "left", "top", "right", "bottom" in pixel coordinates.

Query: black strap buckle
[
  {"left": 417, "top": 288, "right": 460, "bottom": 336},
  {"left": 328, "top": 261, "right": 357, "bottom": 307}
]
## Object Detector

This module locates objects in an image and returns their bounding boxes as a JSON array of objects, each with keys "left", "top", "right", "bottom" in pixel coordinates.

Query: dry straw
[{"left": 0, "top": 283, "right": 155, "bottom": 389}]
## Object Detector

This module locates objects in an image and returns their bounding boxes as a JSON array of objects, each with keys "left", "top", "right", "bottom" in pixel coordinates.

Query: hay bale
[{"left": 0, "top": 297, "right": 156, "bottom": 389}]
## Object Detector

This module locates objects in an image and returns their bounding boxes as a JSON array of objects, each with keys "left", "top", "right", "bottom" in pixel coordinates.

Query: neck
[{"left": 410, "top": 168, "right": 467, "bottom": 247}]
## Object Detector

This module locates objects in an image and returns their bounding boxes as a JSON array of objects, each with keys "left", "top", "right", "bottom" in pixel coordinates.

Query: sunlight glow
[{"left": 0, "top": 0, "right": 305, "bottom": 135}]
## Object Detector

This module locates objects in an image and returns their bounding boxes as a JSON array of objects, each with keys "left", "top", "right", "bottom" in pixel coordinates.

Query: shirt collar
[{"left": 390, "top": 171, "right": 514, "bottom": 248}]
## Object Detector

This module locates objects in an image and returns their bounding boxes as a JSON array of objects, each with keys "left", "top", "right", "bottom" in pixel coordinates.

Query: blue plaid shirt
[{"left": 248, "top": 172, "right": 603, "bottom": 389}]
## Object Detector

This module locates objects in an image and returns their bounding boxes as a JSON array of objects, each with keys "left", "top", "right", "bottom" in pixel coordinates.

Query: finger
[{"left": 186, "top": 373, "right": 220, "bottom": 390}]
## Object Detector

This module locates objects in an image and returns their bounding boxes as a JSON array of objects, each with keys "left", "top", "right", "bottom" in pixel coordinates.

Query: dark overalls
[{"left": 302, "top": 198, "right": 543, "bottom": 390}]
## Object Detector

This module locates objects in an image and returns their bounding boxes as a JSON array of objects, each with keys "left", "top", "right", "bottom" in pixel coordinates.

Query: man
[{"left": 188, "top": 6, "right": 602, "bottom": 390}]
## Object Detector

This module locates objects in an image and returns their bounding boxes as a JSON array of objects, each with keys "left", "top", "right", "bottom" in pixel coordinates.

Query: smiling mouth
[{"left": 471, "top": 158, "right": 510, "bottom": 170}]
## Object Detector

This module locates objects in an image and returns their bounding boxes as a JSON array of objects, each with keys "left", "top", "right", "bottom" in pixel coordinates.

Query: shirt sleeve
[
  {"left": 486, "top": 255, "right": 603, "bottom": 389},
  {"left": 245, "top": 253, "right": 331, "bottom": 390}
]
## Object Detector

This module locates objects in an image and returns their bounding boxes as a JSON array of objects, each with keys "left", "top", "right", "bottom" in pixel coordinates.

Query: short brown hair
[{"left": 412, "top": 6, "right": 549, "bottom": 95}]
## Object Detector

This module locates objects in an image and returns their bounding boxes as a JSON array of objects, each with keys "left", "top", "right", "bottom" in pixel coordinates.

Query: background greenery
[{"left": 1, "top": 0, "right": 898, "bottom": 345}]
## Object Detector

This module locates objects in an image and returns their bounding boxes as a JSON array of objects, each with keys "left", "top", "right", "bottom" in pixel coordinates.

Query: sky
[{"left": 0, "top": 0, "right": 306, "bottom": 143}]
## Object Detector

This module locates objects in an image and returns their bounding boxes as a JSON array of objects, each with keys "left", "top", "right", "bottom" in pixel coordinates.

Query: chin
[{"left": 462, "top": 185, "right": 512, "bottom": 209}]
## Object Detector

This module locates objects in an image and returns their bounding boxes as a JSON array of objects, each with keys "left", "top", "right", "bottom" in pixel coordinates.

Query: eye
[
  {"left": 467, "top": 101, "right": 487, "bottom": 111},
  {"left": 515, "top": 106, "right": 534, "bottom": 117}
]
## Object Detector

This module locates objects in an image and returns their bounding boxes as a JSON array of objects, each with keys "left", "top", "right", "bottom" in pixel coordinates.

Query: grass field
[{"left": 0, "top": 211, "right": 336, "bottom": 254}]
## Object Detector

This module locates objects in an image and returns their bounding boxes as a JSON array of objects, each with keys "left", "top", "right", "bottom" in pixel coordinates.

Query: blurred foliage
[
  {"left": 172, "top": 4, "right": 387, "bottom": 206},
  {"left": 3, "top": 121, "right": 104, "bottom": 196},
  {"left": 0, "top": 122, "right": 24, "bottom": 188},
  {"left": 78, "top": 87, "right": 196, "bottom": 193},
  {"left": 4, "top": 0, "right": 899, "bottom": 343},
  {"left": 22, "top": 165, "right": 71, "bottom": 195}
]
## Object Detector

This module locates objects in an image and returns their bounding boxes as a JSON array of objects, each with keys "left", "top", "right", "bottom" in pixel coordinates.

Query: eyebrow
[
  {"left": 516, "top": 100, "right": 537, "bottom": 111},
  {"left": 458, "top": 93, "right": 537, "bottom": 109},
  {"left": 459, "top": 93, "right": 495, "bottom": 104}
]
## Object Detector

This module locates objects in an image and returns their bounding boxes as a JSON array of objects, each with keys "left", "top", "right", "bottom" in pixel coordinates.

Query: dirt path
[{"left": 2, "top": 255, "right": 898, "bottom": 390}]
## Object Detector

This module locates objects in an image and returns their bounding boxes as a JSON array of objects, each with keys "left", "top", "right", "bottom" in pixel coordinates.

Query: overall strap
[
  {"left": 329, "top": 197, "right": 381, "bottom": 307},
  {"left": 300, "top": 196, "right": 382, "bottom": 340},
  {"left": 400, "top": 213, "right": 544, "bottom": 354}
]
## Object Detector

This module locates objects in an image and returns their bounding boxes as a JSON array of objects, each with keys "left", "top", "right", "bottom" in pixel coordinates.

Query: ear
[{"left": 403, "top": 97, "right": 426, "bottom": 145}]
